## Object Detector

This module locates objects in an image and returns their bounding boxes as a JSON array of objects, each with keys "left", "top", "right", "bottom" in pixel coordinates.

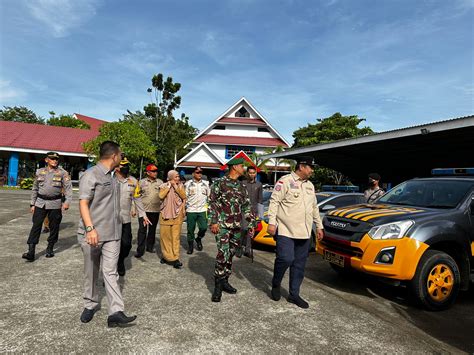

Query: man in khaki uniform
[
  {"left": 78, "top": 141, "right": 136, "bottom": 327},
  {"left": 115, "top": 158, "right": 150, "bottom": 276},
  {"left": 267, "top": 156, "right": 324, "bottom": 309},
  {"left": 22, "top": 152, "right": 72, "bottom": 261},
  {"left": 364, "top": 172, "right": 385, "bottom": 203},
  {"left": 135, "top": 163, "right": 163, "bottom": 257}
]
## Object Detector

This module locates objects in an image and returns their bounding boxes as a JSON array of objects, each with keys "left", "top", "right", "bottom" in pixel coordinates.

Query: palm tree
[{"left": 263, "top": 146, "right": 294, "bottom": 184}]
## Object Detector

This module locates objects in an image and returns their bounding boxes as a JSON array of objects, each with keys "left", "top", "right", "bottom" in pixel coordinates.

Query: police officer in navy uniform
[{"left": 22, "top": 152, "right": 73, "bottom": 261}]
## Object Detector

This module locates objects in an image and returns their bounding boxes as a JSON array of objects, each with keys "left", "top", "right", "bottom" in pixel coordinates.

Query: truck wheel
[{"left": 410, "top": 250, "right": 460, "bottom": 311}]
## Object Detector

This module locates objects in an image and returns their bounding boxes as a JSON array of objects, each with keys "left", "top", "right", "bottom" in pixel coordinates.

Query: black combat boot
[
  {"left": 22, "top": 244, "right": 35, "bottom": 262},
  {"left": 45, "top": 243, "right": 55, "bottom": 258},
  {"left": 187, "top": 241, "right": 194, "bottom": 255},
  {"left": 222, "top": 276, "right": 237, "bottom": 294},
  {"left": 195, "top": 237, "right": 203, "bottom": 251},
  {"left": 211, "top": 278, "right": 223, "bottom": 302}
]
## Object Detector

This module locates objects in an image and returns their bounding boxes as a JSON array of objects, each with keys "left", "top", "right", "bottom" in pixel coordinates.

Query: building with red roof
[
  {"left": 175, "top": 97, "right": 290, "bottom": 180},
  {"left": 0, "top": 114, "right": 107, "bottom": 186}
]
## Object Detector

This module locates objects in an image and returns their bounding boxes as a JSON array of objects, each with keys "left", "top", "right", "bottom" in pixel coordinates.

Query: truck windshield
[{"left": 378, "top": 180, "right": 474, "bottom": 208}]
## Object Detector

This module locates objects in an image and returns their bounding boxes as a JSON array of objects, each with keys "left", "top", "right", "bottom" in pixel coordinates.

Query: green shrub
[{"left": 20, "top": 178, "right": 34, "bottom": 190}]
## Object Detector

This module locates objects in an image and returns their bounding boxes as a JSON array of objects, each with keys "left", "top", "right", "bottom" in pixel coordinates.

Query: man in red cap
[{"left": 134, "top": 163, "right": 163, "bottom": 257}]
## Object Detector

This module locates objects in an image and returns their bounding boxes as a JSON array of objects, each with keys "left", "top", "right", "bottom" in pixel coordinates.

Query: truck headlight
[{"left": 367, "top": 220, "right": 414, "bottom": 240}]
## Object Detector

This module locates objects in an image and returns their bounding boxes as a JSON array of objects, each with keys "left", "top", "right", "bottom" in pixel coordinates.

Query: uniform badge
[{"left": 294, "top": 192, "right": 300, "bottom": 198}]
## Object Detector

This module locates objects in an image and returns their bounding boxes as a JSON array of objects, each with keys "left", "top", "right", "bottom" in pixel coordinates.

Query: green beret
[{"left": 227, "top": 157, "right": 244, "bottom": 166}]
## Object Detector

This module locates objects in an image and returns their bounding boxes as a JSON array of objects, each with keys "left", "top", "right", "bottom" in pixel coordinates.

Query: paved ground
[{"left": 1, "top": 189, "right": 473, "bottom": 353}]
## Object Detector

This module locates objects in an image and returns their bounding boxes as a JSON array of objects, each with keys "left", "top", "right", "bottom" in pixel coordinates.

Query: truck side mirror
[{"left": 321, "top": 204, "right": 336, "bottom": 212}]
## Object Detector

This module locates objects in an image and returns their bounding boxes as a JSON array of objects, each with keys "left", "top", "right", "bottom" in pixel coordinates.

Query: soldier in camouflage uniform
[
  {"left": 208, "top": 157, "right": 257, "bottom": 302},
  {"left": 22, "top": 152, "right": 72, "bottom": 262}
]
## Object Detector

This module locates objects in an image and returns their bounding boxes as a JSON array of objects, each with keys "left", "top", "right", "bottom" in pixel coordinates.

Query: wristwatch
[{"left": 85, "top": 225, "right": 95, "bottom": 233}]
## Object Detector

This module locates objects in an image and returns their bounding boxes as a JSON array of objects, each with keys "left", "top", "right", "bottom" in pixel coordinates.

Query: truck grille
[{"left": 323, "top": 216, "right": 372, "bottom": 242}]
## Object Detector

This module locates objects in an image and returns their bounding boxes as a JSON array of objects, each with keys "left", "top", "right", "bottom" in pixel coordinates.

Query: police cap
[
  {"left": 120, "top": 157, "right": 130, "bottom": 166},
  {"left": 46, "top": 152, "right": 60, "bottom": 159}
]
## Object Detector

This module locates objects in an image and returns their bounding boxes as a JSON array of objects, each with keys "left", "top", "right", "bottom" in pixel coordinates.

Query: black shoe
[
  {"left": 160, "top": 258, "right": 166, "bottom": 264},
  {"left": 146, "top": 247, "right": 154, "bottom": 253},
  {"left": 222, "top": 277, "right": 237, "bottom": 294},
  {"left": 45, "top": 243, "right": 55, "bottom": 258},
  {"left": 107, "top": 311, "right": 137, "bottom": 328},
  {"left": 187, "top": 241, "right": 194, "bottom": 255},
  {"left": 117, "top": 261, "right": 125, "bottom": 276},
  {"left": 288, "top": 294, "right": 309, "bottom": 309},
  {"left": 173, "top": 260, "right": 182, "bottom": 269},
  {"left": 211, "top": 278, "right": 223, "bottom": 302},
  {"left": 80, "top": 308, "right": 97, "bottom": 323},
  {"left": 22, "top": 244, "right": 35, "bottom": 262},
  {"left": 196, "top": 238, "right": 203, "bottom": 251},
  {"left": 134, "top": 252, "right": 143, "bottom": 258},
  {"left": 271, "top": 285, "right": 281, "bottom": 301}
]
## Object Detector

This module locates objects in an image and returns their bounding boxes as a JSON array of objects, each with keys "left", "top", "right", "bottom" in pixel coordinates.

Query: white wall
[{"left": 209, "top": 124, "right": 275, "bottom": 138}]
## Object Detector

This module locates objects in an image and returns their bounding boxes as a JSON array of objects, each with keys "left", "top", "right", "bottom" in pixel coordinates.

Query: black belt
[{"left": 37, "top": 193, "right": 62, "bottom": 201}]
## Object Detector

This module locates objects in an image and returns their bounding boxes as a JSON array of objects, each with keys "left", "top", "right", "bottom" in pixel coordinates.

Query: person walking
[
  {"left": 158, "top": 170, "right": 186, "bottom": 269},
  {"left": 208, "top": 157, "right": 256, "bottom": 302},
  {"left": 22, "top": 152, "right": 72, "bottom": 262},
  {"left": 78, "top": 141, "right": 137, "bottom": 327},
  {"left": 267, "top": 156, "right": 324, "bottom": 309},
  {"left": 364, "top": 173, "right": 385, "bottom": 203},
  {"left": 184, "top": 166, "right": 209, "bottom": 254},
  {"left": 115, "top": 158, "right": 150, "bottom": 276},
  {"left": 240, "top": 165, "right": 263, "bottom": 257},
  {"left": 135, "top": 164, "right": 163, "bottom": 257}
]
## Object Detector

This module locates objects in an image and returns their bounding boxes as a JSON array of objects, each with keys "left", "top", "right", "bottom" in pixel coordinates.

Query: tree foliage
[
  {"left": 121, "top": 73, "right": 197, "bottom": 173},
  {"left": 47, "top": 111, "right": 90, "bottom": 129},
  {"left": 0, "top": 106, "right": 45, "bottom": 124},
  {"left": 82, "top": 121, "right": 155, "bottom": 175},
  {"left": 292, "top": 113, "right": 374, "bottom": 188},
  {"left": 292, "top": 112, "right": 373, "bottom": 148}
]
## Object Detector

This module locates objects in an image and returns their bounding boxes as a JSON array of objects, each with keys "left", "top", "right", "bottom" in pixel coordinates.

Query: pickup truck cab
[{"left": 317, "top": 170, "right": 474, "bottom": 310}]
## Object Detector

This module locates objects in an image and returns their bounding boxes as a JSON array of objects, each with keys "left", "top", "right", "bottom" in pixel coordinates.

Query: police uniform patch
[{"left": 275, "top": 184, "right": 282, "bottom": 191}]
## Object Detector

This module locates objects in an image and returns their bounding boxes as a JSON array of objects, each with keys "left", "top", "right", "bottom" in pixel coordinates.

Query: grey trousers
[{"left": 80, "top": 239, "right": 124, "bottom": 315}]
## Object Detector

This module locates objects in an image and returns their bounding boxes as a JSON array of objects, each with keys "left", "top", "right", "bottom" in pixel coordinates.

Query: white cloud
[
  {"left": 0, "top": 80, "right": 26, "bottom": 101},
  {"left": 25, "top": 0, "right": 100, "bottom": 38}
]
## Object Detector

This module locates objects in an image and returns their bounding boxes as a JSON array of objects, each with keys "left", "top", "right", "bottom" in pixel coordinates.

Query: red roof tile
[
  {"left": 195, "top": 134, "right": 288, "bottom": 147},
  {"left": 217, "top": 117, "right": 267, "bottom": 126},
  {"left": 0, "top": 121, "right": 100, "bottom": 154},
  {"left": 74, "top": 113, "right": 107, "bottom": 132}
]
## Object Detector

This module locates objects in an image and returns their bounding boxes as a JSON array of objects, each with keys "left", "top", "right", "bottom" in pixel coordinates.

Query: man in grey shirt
[{"left": 78, "top": 141, "right": 137, "bottom": 327}]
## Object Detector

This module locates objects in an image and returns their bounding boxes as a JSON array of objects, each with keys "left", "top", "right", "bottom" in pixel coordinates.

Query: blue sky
[{"left": 1, "top": 0, "right": 472, "bottom": 143}]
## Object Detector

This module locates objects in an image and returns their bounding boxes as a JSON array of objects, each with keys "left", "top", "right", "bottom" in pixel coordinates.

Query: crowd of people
[{"left": 21, "top": 140, "right": 385, "bottom": 328}]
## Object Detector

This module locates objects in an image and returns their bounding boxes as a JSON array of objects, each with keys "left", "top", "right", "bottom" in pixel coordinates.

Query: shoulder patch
[{"left": 275, "top": 184, "right": 282, "bottom": 191}]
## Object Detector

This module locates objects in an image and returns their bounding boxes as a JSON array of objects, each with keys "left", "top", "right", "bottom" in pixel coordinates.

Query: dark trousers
[
  {"left": 272, "top": 235, "right": 310, "bottom": 297},
  {"left": 27, "top": 206, "right": 62, "bottom": 245},
  {"left": 118, "top": 223, "right": 132, "bottom": 267},
  {"left": 136, "top": 212, "right": 159, "bottom": 255},
  {"left": 186, "top": 212, "right": 207, "bottom": 242}
]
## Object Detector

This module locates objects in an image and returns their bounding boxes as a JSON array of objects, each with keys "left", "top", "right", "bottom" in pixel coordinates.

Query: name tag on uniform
[{"left": 103, "top": 182, "right": 111, "bottom": 186}]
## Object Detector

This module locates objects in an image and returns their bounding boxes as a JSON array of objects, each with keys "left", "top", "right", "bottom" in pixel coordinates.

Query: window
[
  {"left": 258, "top": 127, "right": 269, "bottom": 132},
  {"left": 331, "top": 195, "right": 361, "bottom": 208},
  {"left": 225, "top": 146, "right": 255, "bottom": 159},
  {"left": 214, "top": 125, "right": 226, "bottom": 130},
  {"left": 235, "top": 107, "right": 250, "bottom": 118}
]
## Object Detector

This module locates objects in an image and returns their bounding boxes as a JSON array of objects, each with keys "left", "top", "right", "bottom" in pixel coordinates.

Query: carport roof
[{"left": 263, "top": 115, "right": 474, "bottom": 184}]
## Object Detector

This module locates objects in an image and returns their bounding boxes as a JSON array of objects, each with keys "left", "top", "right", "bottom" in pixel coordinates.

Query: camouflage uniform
[{"left": 208, "top": 175, "right": 257, "bottom": 279}]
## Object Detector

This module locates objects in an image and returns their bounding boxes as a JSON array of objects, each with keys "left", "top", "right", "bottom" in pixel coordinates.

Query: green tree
[
  {"left": 47, "top": 111, "right": 90, "bottom": 129},
  {"left": 292, "top": 112, "right": 373, "bottom": 147},
  {"left": 292, "top": 113, "right": 374, "bottom": 188},
  {"left": 82, "top": 121, "right": 155, "bottom": 175},
  {"left": 122, "top": 73, "right": 197, "bottom": 172},
  {"left": 0, "top": 106, "right": 45, "bottom": 124}
]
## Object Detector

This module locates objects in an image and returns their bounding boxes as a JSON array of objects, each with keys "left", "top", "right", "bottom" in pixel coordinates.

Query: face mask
[
  {"left": 120, "top": 166, "right": 130, "bottom": 175},
  {"left": 369, "top": 180, "right": 376, "bottom": 186}
]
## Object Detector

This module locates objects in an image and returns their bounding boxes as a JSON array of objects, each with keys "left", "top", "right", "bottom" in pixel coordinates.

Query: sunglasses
[
  {"left": 149, "top": 170, "right": 158, "bottom": 173},
  {"left": 48, "top": 157, "right": 59, "bottom": 161},
  {"left": 194, "top": 171, "right": 203, "bottom": 174}
]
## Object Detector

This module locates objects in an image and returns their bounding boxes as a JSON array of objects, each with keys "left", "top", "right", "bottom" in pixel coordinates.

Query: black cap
[
  {"left": 296, "top": 156, "right": 316, "bottom": 167},
  {"left": 368, "top": 173, "right": 381, "bottom": 181},
  {"left": 46, "top": 152, "right": 59, "bottom": 159}
]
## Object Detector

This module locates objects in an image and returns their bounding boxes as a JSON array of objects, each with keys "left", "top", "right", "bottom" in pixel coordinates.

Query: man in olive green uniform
[
  {"left": 135, "top": 164, "right": 163, "bottom": 257},
  {"left": 267, "top": 156, "right": 324, "bottom": 309},
  {"left": 208, "top": 157, "right": 256, "bottom": 302},
  {"left": 22, "top": 152, "right": 72, "bottom": 261}
]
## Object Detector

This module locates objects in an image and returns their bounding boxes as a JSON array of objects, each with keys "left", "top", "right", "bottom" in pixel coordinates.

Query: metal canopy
[{"left": 263, "top": 115, "right": 474, "bottom": 185}]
